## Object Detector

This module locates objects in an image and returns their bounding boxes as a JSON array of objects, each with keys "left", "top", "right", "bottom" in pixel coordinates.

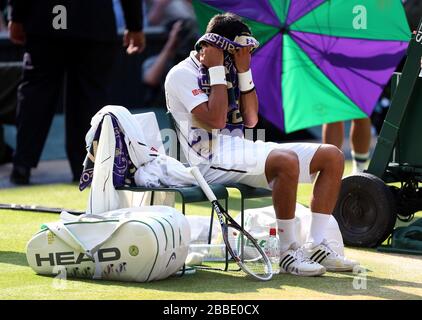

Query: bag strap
[
  {"left": 87, "top": 219, "right": 134, "bottom": 256},
  {"left": 45, "top": 219, "right": 136, "bottom": 280},
  {"left": 44, "top": 222, "right": 87, "bottom": 253}
]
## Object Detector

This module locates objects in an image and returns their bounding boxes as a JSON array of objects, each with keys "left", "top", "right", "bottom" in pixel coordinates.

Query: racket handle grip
[{"left": 190, "top": 167, "right": 217, "bottom": 202}]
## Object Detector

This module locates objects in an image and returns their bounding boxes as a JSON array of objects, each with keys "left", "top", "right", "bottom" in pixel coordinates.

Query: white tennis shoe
[
  {"left": 279, "top": 243, "right": 326, "bottom": 277},
  {"left": 303, "top": 239, "right": 359, "bottom": 272}
]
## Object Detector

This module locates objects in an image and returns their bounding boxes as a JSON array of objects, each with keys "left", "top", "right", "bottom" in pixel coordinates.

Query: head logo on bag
[{"left": 34, "top": 247, "right": 121, "bottom": 267}]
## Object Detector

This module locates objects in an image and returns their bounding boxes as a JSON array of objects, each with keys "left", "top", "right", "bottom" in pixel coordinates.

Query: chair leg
[
  {"left": 182, "top": 198, "right": 186, "bottom": 215},
  {"left": 179, "top": 263, "right": 186, "bottom": 277},
  {"left": 180, "top": 196, "right": 186, "bottom": 275},
  {"left": 224, "top": 235, "right": 229, "bottom": 272},
  {"left": 208, "top": 206, "right": 215, "bottom": 245},
  {"left": 228, "top": 195, "right": 243, "bottom": 272},
  {"left": 241, "top": 196, "right": 245, "bottom": 263},
  {"left": 150, "top": 191, "right": 155, "bottom": 206},
  {"left": 224, "top": 197, "right": 231, "bottom": 271}
]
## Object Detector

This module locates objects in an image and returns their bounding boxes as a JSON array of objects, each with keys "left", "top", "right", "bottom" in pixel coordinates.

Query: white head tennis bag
[{"left": 26, "top": 206, "right": 190, "bottom": 282}]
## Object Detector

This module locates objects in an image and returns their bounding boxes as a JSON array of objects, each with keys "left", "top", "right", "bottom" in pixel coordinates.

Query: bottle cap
[{"left": 269, "top": 228, "right": 276, "bottom": 236}]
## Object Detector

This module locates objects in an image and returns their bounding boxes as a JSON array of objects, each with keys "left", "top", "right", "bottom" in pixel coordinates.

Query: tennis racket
[
  {"left": 190, "top": 167, "right": 273, "bottom": 281},
  {"left": 0, "top": 203, "right": 84, "bottom": 215}
]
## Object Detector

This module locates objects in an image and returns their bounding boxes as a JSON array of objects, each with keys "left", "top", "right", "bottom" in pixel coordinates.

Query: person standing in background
[
  {"left": 322, "top": 119, "right": 372, "bottom": 174},
  {"left": 8, "top": 0, "right": 145, "bottom": 185}
]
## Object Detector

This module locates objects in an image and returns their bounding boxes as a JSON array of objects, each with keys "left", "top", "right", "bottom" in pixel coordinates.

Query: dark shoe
[{"left": 10, "top": 165, "right": 31, "bottom": 185}]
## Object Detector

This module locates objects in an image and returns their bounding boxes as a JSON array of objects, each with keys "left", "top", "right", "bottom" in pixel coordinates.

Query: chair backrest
[
  {"left": 134, "top": 112, "right": 166, "bottom": 154},
  {"left": 166, "top": 111, "right": 190, "bottom": 162},
  {"left": 165, "top": 112, "right": 183, "bottom": 161},
  {"left": 134, "top": 111, "right": 182, "bottom": 160}
]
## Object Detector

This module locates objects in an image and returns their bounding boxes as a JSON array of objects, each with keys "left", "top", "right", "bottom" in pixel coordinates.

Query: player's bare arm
[
  {"left": 234, "top": 47, "right": 259, "bottom": 128},
  {"left": 191, "top": 45, "right": 228, "bottom": 129}
]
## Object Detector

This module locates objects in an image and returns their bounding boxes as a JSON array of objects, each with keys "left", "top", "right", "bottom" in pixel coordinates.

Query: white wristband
[
  {"left": 238, "top": 69, "right": 255, "bottom": 92},
  {"left": 208, "top": 66, "right": 227, "bottom": 86}
]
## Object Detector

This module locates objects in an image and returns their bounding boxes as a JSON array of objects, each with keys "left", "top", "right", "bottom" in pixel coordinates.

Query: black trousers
[
  {"left": 0, "top": 62, "right": 22, "bottom": 163},
  {"left": 14, "top": 37, "right": 117, "bottom": 179}
]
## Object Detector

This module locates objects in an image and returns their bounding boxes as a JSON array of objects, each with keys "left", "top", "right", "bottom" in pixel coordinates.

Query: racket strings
[{"left": 226, "top": 225, "right": 272, "bottom": 278}]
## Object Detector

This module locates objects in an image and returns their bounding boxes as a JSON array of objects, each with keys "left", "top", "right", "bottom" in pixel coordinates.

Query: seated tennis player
[{"left": 165, "top": 13, "right": 359, "bottom": 276}]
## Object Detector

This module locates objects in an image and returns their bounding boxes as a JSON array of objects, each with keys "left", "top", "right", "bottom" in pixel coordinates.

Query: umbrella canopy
[{"left": 192, "top": 0, "right": 411, "bottom": 133}]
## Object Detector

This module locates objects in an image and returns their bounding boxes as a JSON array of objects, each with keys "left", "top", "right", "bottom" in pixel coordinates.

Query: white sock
[
  {"left": 276, "top": 218, "right": 297, "bottom": 252},
  {"left": 307, "top": 212, "right": 331, "bottom": 246},
  {"left": 351, "top": 151, "right": 370, "bottom": 173}
]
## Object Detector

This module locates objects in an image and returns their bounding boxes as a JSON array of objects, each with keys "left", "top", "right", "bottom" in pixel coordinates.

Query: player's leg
[
  {"left": 265, "top": 149, "right": 299, "bottom": 221},
  {"left": 309, "top": 144, "right": 344, "bottom": 216},
  {"left": 322, "top": 122, "right": 344, "bottom": 149},
  {"left": 203, "top": 139, "right": 325, "bottom": 276},
  {"left": 350, "top": 117, "right": 372, "bottom": 173},
  {"left": 11, "top": 37, "right": 64, "bottom": 184},
  {"left": 304, "top": 144, "right": 359, "bottom": 271},
  {"left": 202, "top": 145, "right": 301, "bottom": 220},
  {"left": 265, "top": 149, "right": 327, "bottom": 276}
]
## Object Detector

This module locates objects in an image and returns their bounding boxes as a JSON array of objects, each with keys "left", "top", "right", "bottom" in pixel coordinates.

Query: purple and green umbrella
[{"left": 193, "top": 0, "right": 411, "bottom": 133}]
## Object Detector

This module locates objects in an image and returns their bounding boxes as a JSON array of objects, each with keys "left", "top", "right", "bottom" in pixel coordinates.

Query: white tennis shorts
[{"left": 198, "top": 135, "right": 321, "bottom": 190}]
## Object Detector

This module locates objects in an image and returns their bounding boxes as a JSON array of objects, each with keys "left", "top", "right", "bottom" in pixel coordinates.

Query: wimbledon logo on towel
[{"left": 35, "top": 248, "right": 121, "bottom": 267}]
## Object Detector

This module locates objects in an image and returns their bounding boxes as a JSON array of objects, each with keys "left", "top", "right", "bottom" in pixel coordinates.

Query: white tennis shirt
[{"left": 165, "top": 51, "right": 216, "bottom": 165}]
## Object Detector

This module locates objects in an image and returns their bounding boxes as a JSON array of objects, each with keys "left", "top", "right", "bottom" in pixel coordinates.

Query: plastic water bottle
[{"left": 264, "top": 228, "right": 280, "bottom": 274}]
